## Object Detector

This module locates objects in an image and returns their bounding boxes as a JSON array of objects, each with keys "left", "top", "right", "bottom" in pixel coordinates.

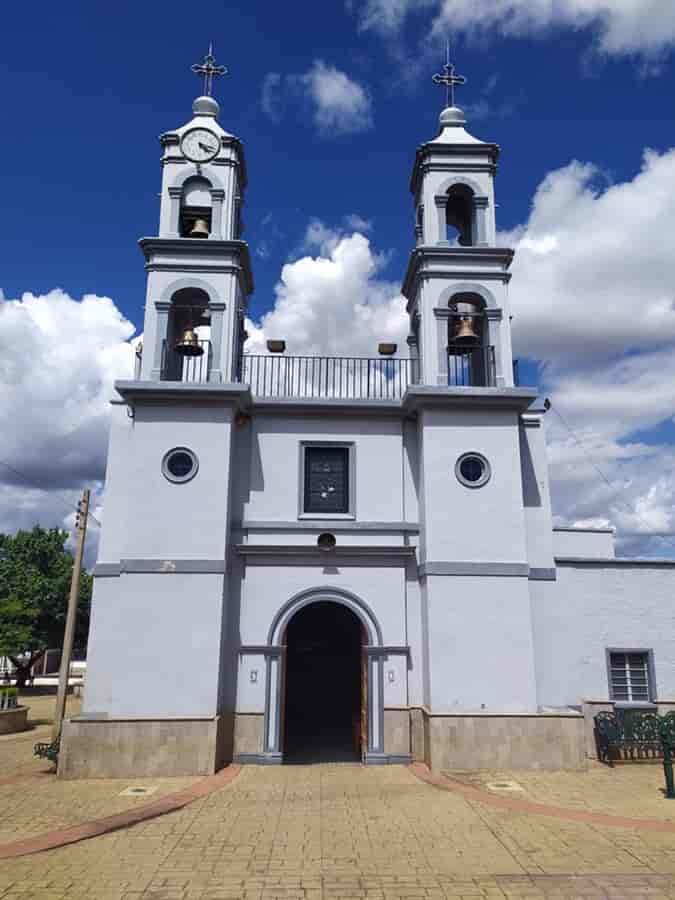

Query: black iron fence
[
  {"left": 447, "top": 345, "right": 496, "bottom": 387},
  {"left": 241, "top": 355, "right": 418, "bottom": 400},
  {"left": 160, "top": 339, "right": 212, "bottom": 383}
]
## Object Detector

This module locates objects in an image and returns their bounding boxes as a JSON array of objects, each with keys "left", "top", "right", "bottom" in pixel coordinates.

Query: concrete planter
[{"left": 0, "top": 705, "right": 29, "bottom": 735}]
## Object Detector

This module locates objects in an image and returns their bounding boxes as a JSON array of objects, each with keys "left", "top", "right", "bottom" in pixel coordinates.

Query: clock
[{"left": 180, "top": 127, "right": 221, "bottom": 163}]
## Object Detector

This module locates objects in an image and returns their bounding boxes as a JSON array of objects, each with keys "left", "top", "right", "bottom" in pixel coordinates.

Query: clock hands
[{"left": 198, "top": 140, "right": 217, "bottom": 154}]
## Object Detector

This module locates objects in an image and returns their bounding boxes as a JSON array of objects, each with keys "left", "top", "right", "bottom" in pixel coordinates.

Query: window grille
[
  {"left": 609, "top": 652, "right": 652, "bottom": 703},
  {"left": 303, "top": 447, "right": 349, "bottom": 514}
]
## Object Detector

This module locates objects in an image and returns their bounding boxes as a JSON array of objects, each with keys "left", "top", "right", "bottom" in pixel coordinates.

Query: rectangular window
[
  {"left": 609, "top": 651, "right": 652, "bottom": 703},
  {"left": 303, "top": 446, "right": 350, "bottom": 515}
]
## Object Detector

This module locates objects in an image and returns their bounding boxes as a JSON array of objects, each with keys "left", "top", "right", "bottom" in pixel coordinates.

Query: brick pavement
[{"left": 2, "top": 763, "right": 675, "bottom": 899}]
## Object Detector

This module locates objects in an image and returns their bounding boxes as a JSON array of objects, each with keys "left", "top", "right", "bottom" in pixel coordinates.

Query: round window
[
  {"left": 455, "top": 452, "right": 491, "bottom": 488},
  {"left": 317, "top": 532, "right": 337, "bottom": 551},
  {"left": 162, "top": 447, "right": 199, "bottom": 484}
]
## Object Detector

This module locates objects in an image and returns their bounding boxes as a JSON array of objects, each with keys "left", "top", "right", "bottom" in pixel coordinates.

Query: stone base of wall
[
  {"left": 233, "top": 712, "right": 265, "bottom": 759},
  {"left": 421, "top": 710, "right": 586, "bottom": 771},
  {"left": 58, "top": 715, "right": 228, "bottom": 778},
  {"left": 0, "top": 706, "right": 29, "bottom": 735}
]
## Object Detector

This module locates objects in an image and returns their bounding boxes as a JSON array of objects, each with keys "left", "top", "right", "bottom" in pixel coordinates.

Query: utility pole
[{"left": 53, "top": 488, "right": 90, "bottom": 742}]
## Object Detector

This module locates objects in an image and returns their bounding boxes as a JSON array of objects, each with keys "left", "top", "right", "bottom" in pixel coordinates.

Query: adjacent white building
[{"left": 59, "top": 54, "right": 675, "bottom": 777}]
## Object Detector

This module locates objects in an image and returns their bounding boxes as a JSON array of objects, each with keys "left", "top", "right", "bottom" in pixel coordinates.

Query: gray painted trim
[
  {"left": 366, "top": 645, "right": 410, "bottom": 656},
  {"left": 234, "top": 753, "right": 283, "bottom": 765},
  {"left": 553, "top": 526, "right": 614, "bottom": 534},
  {"left": 556, "top": 556, "right": 675, "bottom": 567},
  {"left": 239, "top": 520, "right": 420, "bottom": 534},
  {"left": 528, "top": 567, "right": 557, "bottom": 581},
  {"left": 267, "top": 586, "right": 383, "bottom": 646},
  {"left": 120, "top": 559, "right": 225, "bottom": 574},
  {"left": 364, "top": 753, "right": 412, "bottom": 765},
  {"left": 239, "top": 645, "right": 284, "bottom": 656},
  {"left": 93, "top": 563, "right": 121, "bottom": 578},
  {"left": 402, "top": 386, "right": 537, "bottom": 414},
  {"left": 115, "top": 380, "right": 251, "bottom": 407},
  {"left": 606, "top": 647, "right": 657, "bottom": 704},
  {"left": 251, "top": 398, "right": 402, "bottom": 417},
  {"left": 455, "top": 451, "right": 491, "bottom": 489},
  {"left": 138, "top": 237, "right": 254, "bottom": 293},
  {"left": 419, "top": 561, "right": 530, "bottom": 577},
  {"left": 236, "top": 545, "right": 415, "bottom": 560}
]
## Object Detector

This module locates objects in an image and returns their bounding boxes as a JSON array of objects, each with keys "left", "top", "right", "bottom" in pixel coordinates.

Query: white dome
[{"left": 192, "top": 95, "right": 220, "bottom": 118}]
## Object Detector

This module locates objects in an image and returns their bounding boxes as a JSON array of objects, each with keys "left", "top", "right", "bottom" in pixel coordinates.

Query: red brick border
[
  {"left": 0, "top": 764, "right": 241, "bottom": 860},
  {"left": 409, "top": 762, "right": 675, "bottom": 832}
]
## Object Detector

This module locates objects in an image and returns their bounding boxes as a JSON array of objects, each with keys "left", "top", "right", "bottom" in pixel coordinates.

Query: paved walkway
[
  {"left": 2, "top": 763, "right": 675, "bottom": 899},
  {"left": 3, "top": 698, "right": 675, "bottom": 899}
]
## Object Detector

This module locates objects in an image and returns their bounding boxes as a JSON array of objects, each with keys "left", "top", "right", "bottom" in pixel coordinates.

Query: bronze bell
[
  {"left": 188, "top": 218, "right": 209, "bottom": 238},
  {"left": 174, "top": 328, "right": 204, "bottom": 357},
  {"left": 453, "top": 315, "right": 480, "bottom": 345}
]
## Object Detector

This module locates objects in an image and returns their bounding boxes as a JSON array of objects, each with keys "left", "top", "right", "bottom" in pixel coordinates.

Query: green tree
[{"left": 0, "top": 527, "right": 92, "bottom": 690}]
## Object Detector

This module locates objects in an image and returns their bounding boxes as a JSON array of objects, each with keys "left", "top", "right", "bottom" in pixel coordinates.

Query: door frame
[{"left": 263, "top": 587, "right": 385, "bottom": 763}]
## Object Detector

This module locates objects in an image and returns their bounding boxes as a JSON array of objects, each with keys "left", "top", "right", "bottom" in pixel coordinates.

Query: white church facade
[{"left": 59, "top": 53, "right": 675, "bottom": 777}]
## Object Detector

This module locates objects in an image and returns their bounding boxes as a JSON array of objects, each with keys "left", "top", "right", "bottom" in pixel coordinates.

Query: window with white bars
[{"left": 609, "top": 651, "right": 652, "bottom": 703}]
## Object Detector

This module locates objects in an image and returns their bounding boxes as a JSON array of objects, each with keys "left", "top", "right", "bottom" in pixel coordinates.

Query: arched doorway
[{"left": 283, "top": 601, "right": 364, "bottom": 763}]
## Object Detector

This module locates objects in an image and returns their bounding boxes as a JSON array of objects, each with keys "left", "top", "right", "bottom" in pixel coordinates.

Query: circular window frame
[
  {"left": 455, "top": 452, "right": 491, "bottom": 489},
  {"left": 162, "top": 447, "right": 199, "bottom": 484}
]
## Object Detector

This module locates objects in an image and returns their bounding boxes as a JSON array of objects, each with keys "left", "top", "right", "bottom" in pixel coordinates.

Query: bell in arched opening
[
  {"left": 188, "top": 218, "right": 210, "bottom": 238},
  {"left": 174, "top": 327, "right": 204, "bottom": 357},
  {"left": 448, "top": 296, "right": 482, "bottom": 353}
]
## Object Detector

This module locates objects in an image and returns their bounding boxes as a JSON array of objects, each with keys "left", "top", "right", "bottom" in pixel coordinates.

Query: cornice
[
  {"left": 410, "top": 142, "right": 500, "bottom": 195},
  {"left": 402, "top": 246, "right": 514, "bottom": 300},
  {"left": 114, "top": 380, "right": 252, "bottom": 409},
  {"left": 402, "top": 385, "right": 537, "bottom": 415},
  {"left": 138, "top": 237, "right": 254, "bottom": 294}
]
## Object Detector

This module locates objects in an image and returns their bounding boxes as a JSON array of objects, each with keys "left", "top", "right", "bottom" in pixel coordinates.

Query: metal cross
[
  {"left": 432, "top": 41, "right": 466, "bottom": 108},
  {"left": 191, "top": 43, "right": 228, "bottom": 96}
]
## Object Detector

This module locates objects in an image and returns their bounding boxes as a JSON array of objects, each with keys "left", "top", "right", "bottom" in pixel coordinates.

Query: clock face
[{"left": 180, "top": 128, "right": 220, "bottom": 163}]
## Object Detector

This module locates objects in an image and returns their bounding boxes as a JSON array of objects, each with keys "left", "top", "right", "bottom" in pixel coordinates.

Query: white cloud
[
  {"left": 353, "top": 0, "right": 675, "bottom": 59},
  {"left": 261, "top": 61, "right": 373, "bottom": 137},
  {"left": 0, "top": 289, "right": 137, "bottom": 559},
  {"left": 506, "top": 149, "right": 675, "bottom": 554},
  {"left": 246, "top": 222, "right": 406, "bottom": 357}
]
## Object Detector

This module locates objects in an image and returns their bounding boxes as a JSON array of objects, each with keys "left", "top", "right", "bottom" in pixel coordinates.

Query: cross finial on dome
[
  {"left": 191, "top": 43, "right": 228, "bottom": 97},
  {"left": 432, "top": 40, "right": 467, "bottom": 109}
]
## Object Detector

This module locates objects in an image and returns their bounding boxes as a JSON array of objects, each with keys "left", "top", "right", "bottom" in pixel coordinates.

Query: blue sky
[
  {"left": 2, "top": 0, "right": 675, "bottom": 557},
  {"left": 3, "top": 0, "right": 673, "bottom": 322}
]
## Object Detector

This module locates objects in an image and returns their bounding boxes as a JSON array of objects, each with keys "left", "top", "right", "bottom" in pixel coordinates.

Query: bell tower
[
  {"left": 403, "top": 57, "right": 515, "bottom": 390},
  {"left": 402, "top": 58, "right": 545, "bottom": 719},
  {"left": 138, "top": 47, "right": 253, "bottom": 384}
]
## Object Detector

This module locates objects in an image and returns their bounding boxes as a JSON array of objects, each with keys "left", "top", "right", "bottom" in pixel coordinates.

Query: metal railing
[
  {"left": 160, "top": 339, "right": 212, "bottom": 383},
  {"left": 241, "top": 355, "right": 418, "bottom": 400},
  {"left": 447, "top": 346, "right": 496, "bottom": 387}
]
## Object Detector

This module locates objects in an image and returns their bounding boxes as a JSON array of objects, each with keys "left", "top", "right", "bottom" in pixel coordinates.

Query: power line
[
  {"left": 548, "top": 403, "right": 659, "bottom": 537},
  {"left": 0, "top": 459, "right": 101, "bottom": 529}
]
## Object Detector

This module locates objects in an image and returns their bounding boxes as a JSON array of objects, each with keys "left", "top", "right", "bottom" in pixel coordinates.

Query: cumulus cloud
[
  {"left": 353, "top": 0, "right": 675, "bottom": 60},
  {"left": 246, "top": 222, "right": 406, "bottom": 357},
  {"left": 0, "top": 289, "right": 138, "bottom": 558},
  {"left": 506, "top": 149, "right": 675, "bottom": 554},
  {"left": 261, "top": 61, "right": 373, "bottom": 137}
]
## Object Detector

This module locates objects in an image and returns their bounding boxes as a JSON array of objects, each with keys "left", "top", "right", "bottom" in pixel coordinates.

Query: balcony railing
[
  {"left": 447, "top": 346, "right": 496, "bottom": 387},
  {"left": 241, "top": 355, "right": 418, "bottom": 400},
  {"left": 160, "top": 339, "right": 212, "bottom": 383}
]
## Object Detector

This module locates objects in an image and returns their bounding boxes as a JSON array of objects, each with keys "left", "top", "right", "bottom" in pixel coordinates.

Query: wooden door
[{"left": 360, "top": 635, "right": 368, "bottom": 760}]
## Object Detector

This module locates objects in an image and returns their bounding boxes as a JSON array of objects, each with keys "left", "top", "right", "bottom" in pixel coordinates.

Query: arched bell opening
[
  {"left": 446, "top": 184, "right": 475, "bottom": 246},
  {"left": 179, "top": 176, "right": 212, "bottom": 238},
  {"left": 162, "top": 287, "right": 212, "bottom": 381},
  {"left": 281, "top": 601, "right": 366, "bottom": 763},
  {"left": 447, "top": 292, "right": 494, "bottom": 386}
]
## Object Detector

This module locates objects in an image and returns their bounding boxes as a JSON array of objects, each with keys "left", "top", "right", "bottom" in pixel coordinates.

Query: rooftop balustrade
[{"left": 152, "top": 342, "right": 501, "bottom": 395}]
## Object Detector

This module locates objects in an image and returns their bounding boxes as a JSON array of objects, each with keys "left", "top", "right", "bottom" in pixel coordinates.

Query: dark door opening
[{"left": 283, "top": 601, "right": 363, "bottom": 763}]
